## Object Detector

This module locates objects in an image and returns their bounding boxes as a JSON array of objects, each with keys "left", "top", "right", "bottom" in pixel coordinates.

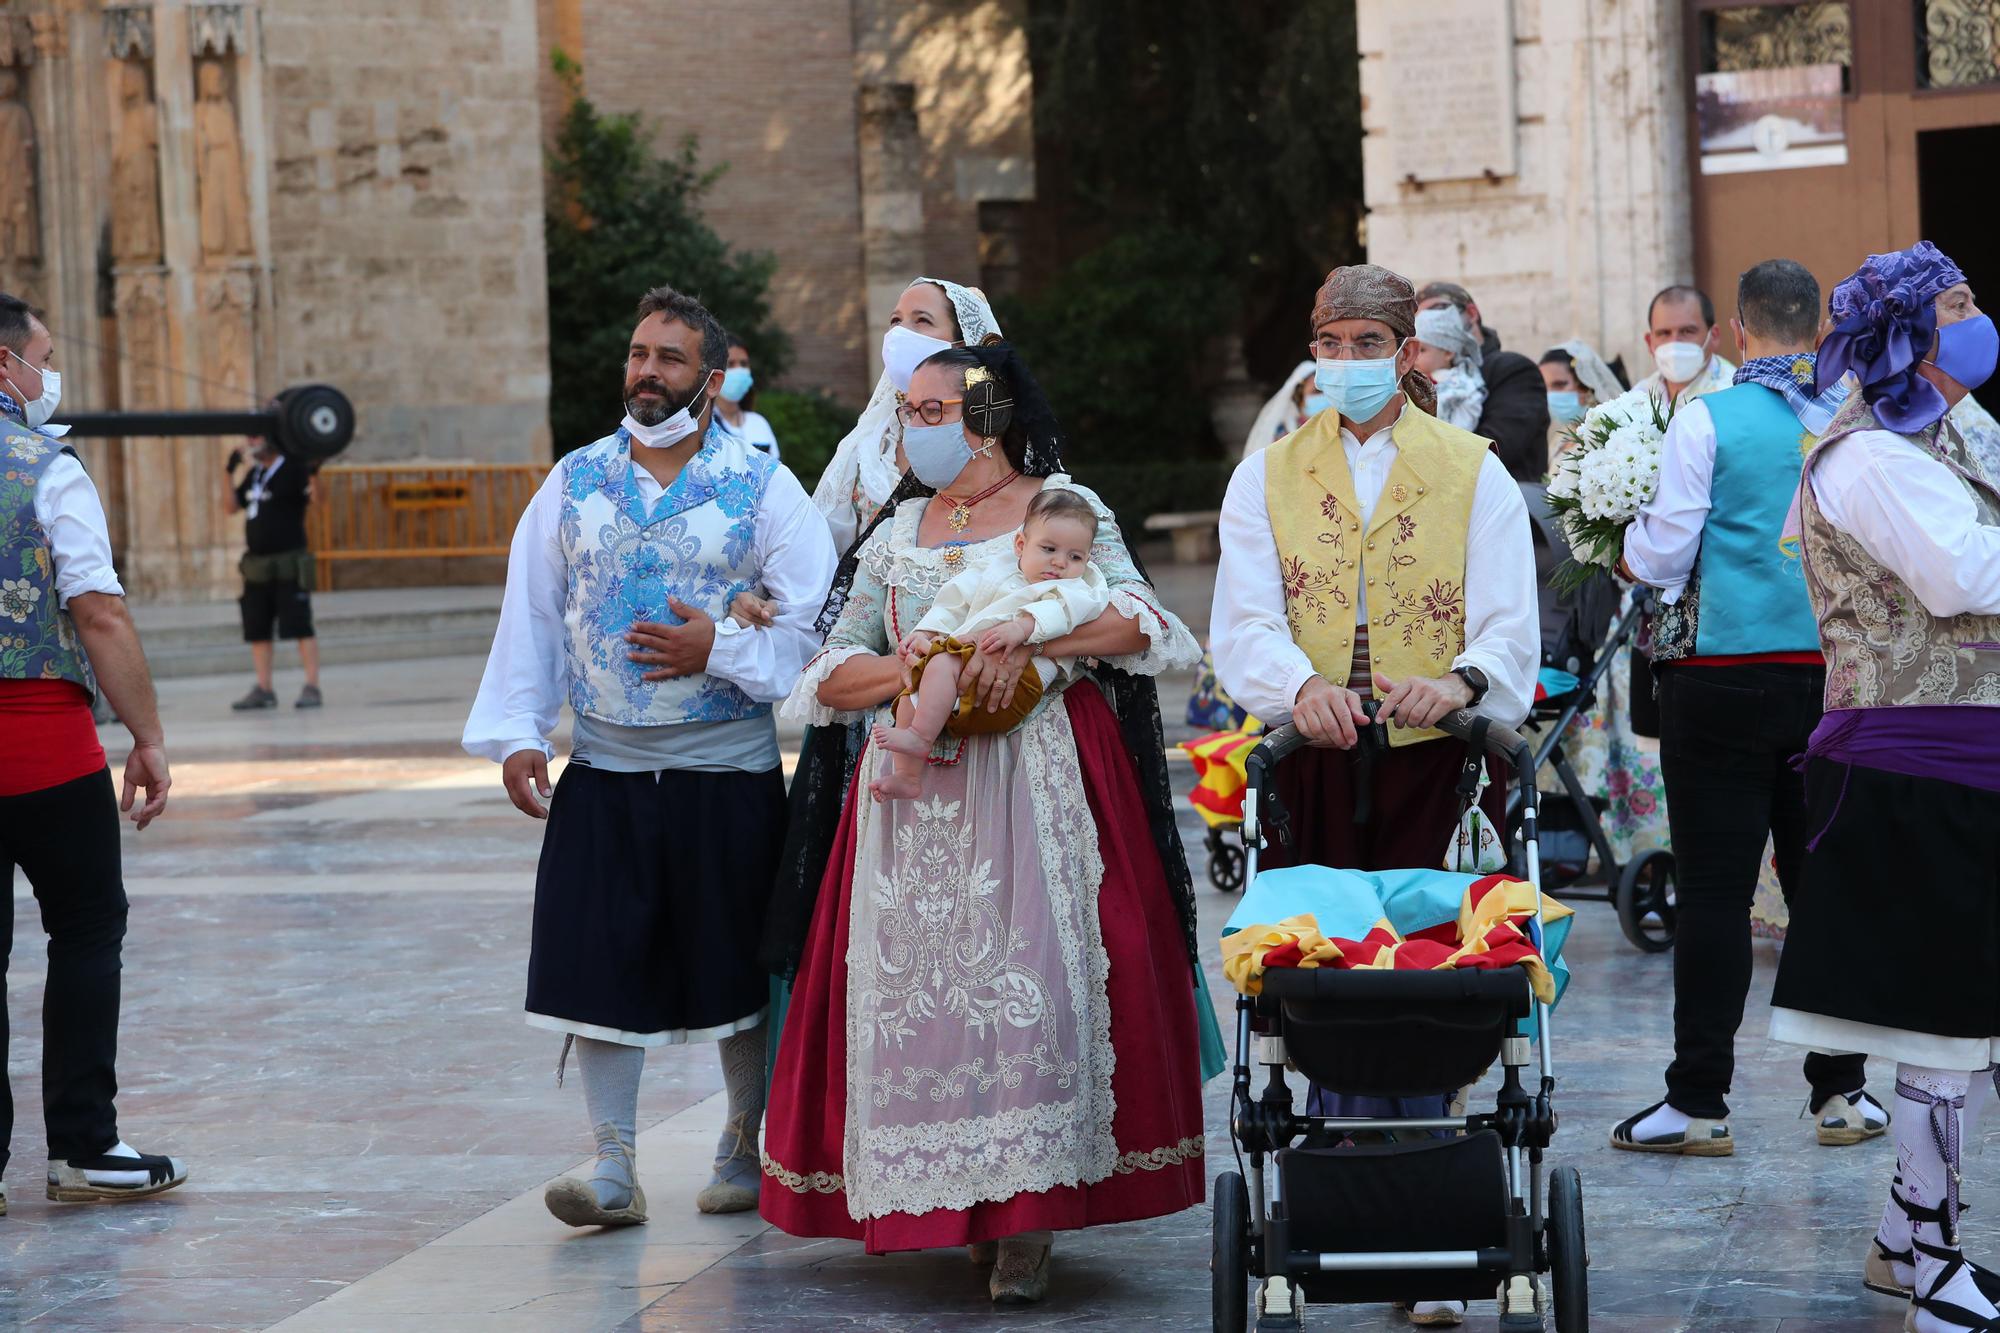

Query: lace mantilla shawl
[{"left": 810, "top": 278, "right": 1003, "bottom": 546}]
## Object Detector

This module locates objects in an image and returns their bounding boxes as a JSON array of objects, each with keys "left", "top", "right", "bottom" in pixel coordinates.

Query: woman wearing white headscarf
[
  {"left": 1414, "top": 304, "right": 1487, "bottom": 432},
  {"left": 812, "top": 278, "right": 1003, "bottom": 554},
  {"left": 1241, "top": 360, "right": 1321, "bottom": 459}
]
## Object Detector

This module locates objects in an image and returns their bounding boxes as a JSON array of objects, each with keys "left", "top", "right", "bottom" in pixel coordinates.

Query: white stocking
[
  {"left": 1899, "top": 1063, "right": 1998, "bottom": 1331},
  {"left": 713, "top": 1025, "right": 766, "bottom": 1188}
]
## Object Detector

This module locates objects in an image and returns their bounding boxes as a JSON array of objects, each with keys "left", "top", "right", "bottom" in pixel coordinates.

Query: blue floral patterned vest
[
  {"left": 0, "top": 422, "right": 94, "bottom": 695},
  {"left": 558, "top": 426, "right": 774, "bottom": 727}
]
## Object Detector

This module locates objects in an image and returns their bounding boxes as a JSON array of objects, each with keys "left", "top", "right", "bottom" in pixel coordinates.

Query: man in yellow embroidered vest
[
  {"left": 1214, "top": 263, "right": 1540, "bottom": 1329},
  {"left": 1215, "top": 263, "right": 1539, "bottom": 876}
]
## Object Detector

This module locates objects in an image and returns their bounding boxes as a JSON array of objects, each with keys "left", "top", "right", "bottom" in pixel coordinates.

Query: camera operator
[{"left": 223, "top": 435, "right": 321, "bottom": 710}]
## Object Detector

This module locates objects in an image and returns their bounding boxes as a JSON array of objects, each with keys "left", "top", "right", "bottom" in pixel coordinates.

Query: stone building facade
[
  {"left": 1356, "top": 0, "right": 2000, "bottom": 394},
  {"left": 0, "top": 0, "right": 1033, "bottom": 599},
  {"left": 0, "top": 0, "right": 550, "bottom": 599},
  {"left": 1355, "top": 0, "right": 1692, "bottom": 382},
  {"left": 534, "top": 0, "right": 1035, "bottom": 399}
]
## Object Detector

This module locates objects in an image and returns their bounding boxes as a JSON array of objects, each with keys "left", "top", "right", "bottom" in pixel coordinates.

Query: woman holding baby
[{"left": 758, "top": 341, "right": 1220, "bottom": 1304}]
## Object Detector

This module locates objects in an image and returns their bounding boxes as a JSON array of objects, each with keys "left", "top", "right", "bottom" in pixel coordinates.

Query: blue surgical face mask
[
  {"left": 1933, "top": 314, "right": 1999, "bottom": 395},
  {"left": 1302, "top": 391, "right": 1333, "bottom": 418},
  {"left": 902, "top": 420, "right": 975, "bottom": 489},
  {"left": 1547, "top": 390, "right": 1585, "bottom": 424},
  {"left": 1313, "top": 347, "right": 1405, "bottom": 423},
  {"left": 720, "top": 367, "right": 753, "bottom": 403}
]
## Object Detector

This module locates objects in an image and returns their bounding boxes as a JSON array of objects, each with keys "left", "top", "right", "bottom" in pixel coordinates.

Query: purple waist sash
[
  {"left": 1799, "top": 706, "right": 2000, "bottom": 849},
  {"left": 1803, "top": 705, "right": 2000, "bottom": 794}
]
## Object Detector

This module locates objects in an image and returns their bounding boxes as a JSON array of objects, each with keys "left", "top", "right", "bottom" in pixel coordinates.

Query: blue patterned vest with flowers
[
  {"left": 559, "top": 425, "right": 775, "bottom": 727},
  {"left": 0, "top": 422, "right": 94, "bottom": 696}
]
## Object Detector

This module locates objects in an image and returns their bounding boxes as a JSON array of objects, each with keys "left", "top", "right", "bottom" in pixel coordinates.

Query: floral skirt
[{"left": 760, "top": 685, "right": 1207, "bottom": 1253}]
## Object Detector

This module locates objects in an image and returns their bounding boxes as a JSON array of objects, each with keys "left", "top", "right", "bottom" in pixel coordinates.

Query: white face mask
[
  {"left": 2, "top": 351, "right": 61, "bottom": 433},
  {"left": 621, "top": 379, "right": 709, "bottom": 450},
  {"left": 1652, "top": 340, "right": 1709, "bottom": 384},
  {"left": 882, "top": 325, "right": 954, "bottom": 394}
]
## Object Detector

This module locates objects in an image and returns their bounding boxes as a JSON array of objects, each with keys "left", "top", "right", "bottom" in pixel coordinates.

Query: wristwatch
[{"left": 1451, "top": 666, "right": 1490, "bottom": 706}]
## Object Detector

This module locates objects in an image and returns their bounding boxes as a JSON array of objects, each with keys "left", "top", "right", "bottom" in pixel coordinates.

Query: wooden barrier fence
[{"left": 305, "top": 462, "right": 543, "bottom": 589}]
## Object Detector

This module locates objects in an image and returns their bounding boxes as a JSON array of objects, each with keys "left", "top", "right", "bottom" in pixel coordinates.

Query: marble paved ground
[{"left": 0, "top": 654, "right": 1954, "bottom": 1330}]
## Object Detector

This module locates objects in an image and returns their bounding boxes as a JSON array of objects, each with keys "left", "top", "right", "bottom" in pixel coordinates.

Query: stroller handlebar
[{"left": 1244, "top": 711, "right": 1534, "bottom": 788}]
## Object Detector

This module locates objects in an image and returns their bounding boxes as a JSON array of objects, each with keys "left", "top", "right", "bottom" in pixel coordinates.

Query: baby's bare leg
[{"left": 870, "top": 657, "right": 964, "bottom": 801}]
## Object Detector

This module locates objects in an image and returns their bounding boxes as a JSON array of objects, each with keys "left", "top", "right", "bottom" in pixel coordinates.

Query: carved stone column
[
  {"left": 0, "top": 17, "right": 40, "bottom": 300},
  {"left": 185, "top": 6, "right": 259, "bottom": 595},
  {"left": 101, "top": 1, "right": 266, "bottom": 600},
  {"left": 104, "top": 5, "right": 195, "bottom": 597}
]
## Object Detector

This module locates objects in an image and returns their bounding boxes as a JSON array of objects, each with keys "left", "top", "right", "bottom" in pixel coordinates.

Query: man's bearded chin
[{"left": 625, "top": 378, "right": 672, "bottom": 427}]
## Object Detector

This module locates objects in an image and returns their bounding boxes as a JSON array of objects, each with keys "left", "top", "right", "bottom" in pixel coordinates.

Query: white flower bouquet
[{"left": 1544, "top": 392, "right": 1670, "bottom": 591}]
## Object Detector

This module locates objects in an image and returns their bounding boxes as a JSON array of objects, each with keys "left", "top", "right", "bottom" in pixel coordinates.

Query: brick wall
[
  {"left": 262, "top": 0, "right": 552, "bottom": 463},
  {"left": 571, "top": 0, "right": 869, "bottom": 404}
]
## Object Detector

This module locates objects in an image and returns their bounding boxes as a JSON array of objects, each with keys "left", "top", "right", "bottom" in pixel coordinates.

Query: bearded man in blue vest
[
  {"left": 465, "top": 285, "right": 836, "bottom": 1229},
  {"left": 1610, "top": 259, "right": 1878, "bottom": 1158}
]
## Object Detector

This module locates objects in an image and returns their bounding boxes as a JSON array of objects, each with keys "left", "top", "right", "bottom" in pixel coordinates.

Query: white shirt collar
[{"left": 1337, "top": 397, "right": 1408, "bottom": 456}]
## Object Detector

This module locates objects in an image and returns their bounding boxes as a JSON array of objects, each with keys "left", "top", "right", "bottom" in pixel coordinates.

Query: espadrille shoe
[
  {"left": 543, "top": 1121, "right": 646, "bottom": 1228},
  {"left": 694, "top": 1111, "right": 760, "bottom": 1214},
  {"left": 46, "top": 1144, "right": 188, "bottom": 1202},
  {"left": 1818, "top": 1091, "right": 1890, "bottom": 1146},
  {"left": 1611, "top": 1101, "right": 1733, "bottom": 1156}
]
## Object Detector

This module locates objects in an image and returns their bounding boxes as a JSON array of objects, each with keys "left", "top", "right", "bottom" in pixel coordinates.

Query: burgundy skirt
[{"left": 760, "top": 685, "right": 1206, "bottom": 1252}]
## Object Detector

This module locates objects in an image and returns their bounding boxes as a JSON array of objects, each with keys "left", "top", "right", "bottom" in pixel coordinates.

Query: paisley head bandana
[{"left": 1310, "top": 265, "right": 1436, "bottom": 416}]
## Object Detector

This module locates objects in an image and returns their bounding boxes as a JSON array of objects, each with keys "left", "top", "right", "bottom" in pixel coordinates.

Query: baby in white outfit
[{"left": 870, "top": 487, "right": 1110, "bottom": 801}]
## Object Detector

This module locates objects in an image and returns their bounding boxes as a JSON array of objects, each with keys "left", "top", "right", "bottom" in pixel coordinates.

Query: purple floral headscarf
[{"left": 1815, "top": 241, "right": 1968, "bottom": 433}]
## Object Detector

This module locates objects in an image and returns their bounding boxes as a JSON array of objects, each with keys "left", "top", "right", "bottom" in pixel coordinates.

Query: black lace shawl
[{"left": 758, "top": 346, "right": 1201, "bottom": 980}]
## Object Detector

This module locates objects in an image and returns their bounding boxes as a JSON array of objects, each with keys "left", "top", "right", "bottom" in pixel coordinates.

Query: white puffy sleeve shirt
[
  {"left": 462, "top": 460, "right": 838, "bottom": 763},
  {"left": 1621, "top": 398, "right": 1718, "bottom": 602},
  {"left": 1806, "top": 426, "right": 2000, "bottom": 618},
  {"left": 36, "top": 451, "right": 125, "bottom": 604},
  {"left": 1213, "top": 427, "right": 1539, "bottom": 728}
]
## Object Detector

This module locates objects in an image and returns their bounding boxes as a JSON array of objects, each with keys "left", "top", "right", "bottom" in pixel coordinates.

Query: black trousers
[
  {"left": 1656, "top": 663, "right": 1863, "bottom": 1118},
  {"left": 1, "top": 768, "right": 128, "bottom": 1174}
]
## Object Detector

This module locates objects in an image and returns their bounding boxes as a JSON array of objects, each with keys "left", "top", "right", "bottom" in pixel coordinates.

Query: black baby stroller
[
  {"left": 1513, "top": 483, "right": 1677, "bottom": 953},
  {"left": 1213, "top": 712, "right": 1587, "bottom": 1332}
]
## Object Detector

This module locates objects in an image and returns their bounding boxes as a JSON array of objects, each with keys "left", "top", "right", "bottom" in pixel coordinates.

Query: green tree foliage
[
  {"left": 997, "top": 227, "right": 1231, "bottom": 464},
  {"left": 543, "top": 53, "right": 791, "bottom": 456},
  {"left": 1009, "top": 2, "right": 1363, "bottom": 475},
  {"left": 755, "top": 388, "right": 855, "bottom": 491}
]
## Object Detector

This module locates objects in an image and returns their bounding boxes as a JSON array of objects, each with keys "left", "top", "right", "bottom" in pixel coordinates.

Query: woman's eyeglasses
[{"left": 897, "top": 397, "right": 963, "bottom": 426}]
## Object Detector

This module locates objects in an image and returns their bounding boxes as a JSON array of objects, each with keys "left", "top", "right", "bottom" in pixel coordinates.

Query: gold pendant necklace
[{"left": 939, "top": 470, "right": 1019, "bottom": 535}]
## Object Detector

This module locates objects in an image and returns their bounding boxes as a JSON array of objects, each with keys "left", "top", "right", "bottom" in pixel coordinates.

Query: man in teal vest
[
  {"left": 1609, "top": 259, "right": 1880, "bottom": 1158},
  {"left": 0, "top": 292, "right": 182, "bottom": 1216}
]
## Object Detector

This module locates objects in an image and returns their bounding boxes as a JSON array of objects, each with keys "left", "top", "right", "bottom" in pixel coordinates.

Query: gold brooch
[
  {"left": 1391, "top": 484, "right": 1409, "bottom": 503},
  {"left": 941, "top": 546, "right": 964, "bottom": 569}
]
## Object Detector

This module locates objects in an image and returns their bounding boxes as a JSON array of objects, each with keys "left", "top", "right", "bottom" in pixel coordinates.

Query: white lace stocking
[{"left": 1899, "top": 1064, "right": 1999, "bottom": 1331}]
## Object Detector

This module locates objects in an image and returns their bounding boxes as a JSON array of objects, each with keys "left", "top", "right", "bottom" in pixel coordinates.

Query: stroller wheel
[
  {"left": 1614, "top": 850, "right": 1677, "bottom": 953},
  {"left": 1546, "top": 1166, "right": 1589, "bottom": 1331},
  {"left": 1212, "top": 1169, "right": 1251, "bottom": 1333},
  {"left": 1207, "top": 834, "right": 1247, "bottom": 893}
]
